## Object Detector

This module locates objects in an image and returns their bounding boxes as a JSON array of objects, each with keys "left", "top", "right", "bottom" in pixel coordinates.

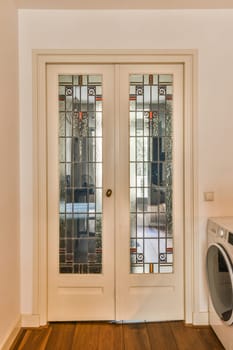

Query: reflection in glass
[
  {"left": 129, "top": 74, "right": 173, "bottom": 274},
  {"left": 58, "top": 74, "right": 103, "bottom": 274}
]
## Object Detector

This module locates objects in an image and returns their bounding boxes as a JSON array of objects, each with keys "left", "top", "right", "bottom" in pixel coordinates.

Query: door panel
[
  {"left": 47, "top": 65, "right": 115, "bottom": 321},
  {"left": 116, "top": 65, "right": 184, "bottom": 321},
  {"left": 47, "top": 63, "right": 184, "bottom": 321}
]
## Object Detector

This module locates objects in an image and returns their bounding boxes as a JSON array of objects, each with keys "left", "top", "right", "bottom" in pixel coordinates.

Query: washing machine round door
[{"left": 206, "top": 243, "right": 233, "bottom": 325}]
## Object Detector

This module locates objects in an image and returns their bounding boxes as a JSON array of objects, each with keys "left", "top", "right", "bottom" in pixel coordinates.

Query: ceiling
[{"left": 15, "top": 0, "right": 233, "bottom": 9}]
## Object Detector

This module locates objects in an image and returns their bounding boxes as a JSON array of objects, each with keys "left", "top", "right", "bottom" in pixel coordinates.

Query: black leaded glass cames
[
  {"left": 58, "top": 72, "right": 173, "bottom": 275},
  {"left": 59, "top": 74, "right": 103, "bottom": 274},
  {"left": 129, "top": 74, "right": 173, "bottom": 274}
]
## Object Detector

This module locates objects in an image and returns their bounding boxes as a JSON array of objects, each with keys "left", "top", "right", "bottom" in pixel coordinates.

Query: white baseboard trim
[
  {"left": 1, "top": 316, "right": 21, "bottom": 350},
  {"left": 192, "top": 312, "right": 209, "bottom": 325},
  {"left": 21, "top": 314, "right": 40, "bottom": 328}
]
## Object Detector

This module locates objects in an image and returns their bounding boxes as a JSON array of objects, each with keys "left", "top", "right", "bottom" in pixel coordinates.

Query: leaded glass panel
[
  {"left": 58, "top": 74, "right": 103, "bottom": 274},
  {"left": 129, "top": 74, "right": 173, "bottom": 274}
]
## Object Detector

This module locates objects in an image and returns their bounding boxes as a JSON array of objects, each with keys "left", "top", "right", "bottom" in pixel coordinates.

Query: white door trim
[{"left": 32, "top": 49, "right": 198, "bottom": 326}]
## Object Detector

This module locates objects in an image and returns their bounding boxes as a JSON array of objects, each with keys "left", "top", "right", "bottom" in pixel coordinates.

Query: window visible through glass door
[{"left": 129, "top": 73, "right": 173, "bottom": 274}]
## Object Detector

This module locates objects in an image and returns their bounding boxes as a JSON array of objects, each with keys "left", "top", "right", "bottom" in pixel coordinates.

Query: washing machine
[{"left": 206, "top": 217, "right": 233, "bottom": 350}]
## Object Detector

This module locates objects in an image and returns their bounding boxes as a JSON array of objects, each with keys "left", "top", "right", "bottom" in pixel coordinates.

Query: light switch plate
[{"left": 204, "top": 192, "right": 214, "bottom": 201}]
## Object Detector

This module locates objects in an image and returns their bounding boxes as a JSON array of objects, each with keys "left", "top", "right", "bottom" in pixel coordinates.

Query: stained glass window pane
[
  {"left": 58, "top": 74, "right": 103, "bottom": 274},
  {"left": 129, "top": 74, "right": 173, "bottom": 274}
]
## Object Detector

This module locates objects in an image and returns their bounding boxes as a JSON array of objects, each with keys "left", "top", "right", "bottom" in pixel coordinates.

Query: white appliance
[{"left": 207, "top": 217, "right": 233, "bottom": 350}]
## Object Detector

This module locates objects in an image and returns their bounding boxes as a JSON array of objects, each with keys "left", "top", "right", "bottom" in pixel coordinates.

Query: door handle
[{"left": 106, "top": 189, "right": 112, "bottom": 197}]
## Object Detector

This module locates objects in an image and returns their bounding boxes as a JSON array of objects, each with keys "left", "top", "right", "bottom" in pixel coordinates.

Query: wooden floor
[{"left": 10, "top": 321, "right": 224, "bottom": 350}]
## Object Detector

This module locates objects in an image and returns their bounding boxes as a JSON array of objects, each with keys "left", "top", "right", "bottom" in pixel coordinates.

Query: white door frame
[{"left": 31, "top": 49, "right": 198, "bottom": 326}]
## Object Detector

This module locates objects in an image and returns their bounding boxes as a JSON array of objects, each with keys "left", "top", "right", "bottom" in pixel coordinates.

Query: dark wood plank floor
[{"left": 10, "top": 321, "right": 224, "bottom": 350}]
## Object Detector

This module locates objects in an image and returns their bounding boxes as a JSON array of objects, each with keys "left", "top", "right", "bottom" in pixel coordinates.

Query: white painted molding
[
  {"left": 21, "top": 314, "right": 40, "bottom": 328},
  {"left": 1, "top": 317, "right": 21, "bottom": 350},
  {"left": 192, "top": 312, "right": 209, "bottom": 326},
  {"left": 33, "top": 49, "right": 197, "bottom": 325}
]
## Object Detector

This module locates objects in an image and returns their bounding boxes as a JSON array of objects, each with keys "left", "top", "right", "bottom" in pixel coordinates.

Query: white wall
[
  {"left": 0, "top": 0, "right": 20, "bottom": 347},
  {"left": 19, "top": 9, "right": 233, "bottom": 318}
]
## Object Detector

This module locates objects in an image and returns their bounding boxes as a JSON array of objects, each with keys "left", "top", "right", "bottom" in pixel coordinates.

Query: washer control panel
[
  {"left": 218, "top": 227, "right": 227, "bottom": 239},
  {"left": 208, "top": 217, "right": 233, "bottom": 246}
]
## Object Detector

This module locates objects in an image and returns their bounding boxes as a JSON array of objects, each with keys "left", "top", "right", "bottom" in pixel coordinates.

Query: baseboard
[
  {"left": 192, "top": 312, "right": 209, "bottom": 325},
  {"left": 21, "top": 314, "right": 40, "bottom": 327},
  {"left": 1, "top": 316, "right": 21, "bottom": 350}
]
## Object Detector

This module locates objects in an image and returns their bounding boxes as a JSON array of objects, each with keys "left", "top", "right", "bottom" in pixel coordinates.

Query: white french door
[
  {"left": 47, "top": 63, "right": 184, "bottom": 321},
  {"left": 47, "top": 65, "right": 115, "bottom": 321},
  {"left": 116, "top": 65, "right": 184, "bottom": 321}
]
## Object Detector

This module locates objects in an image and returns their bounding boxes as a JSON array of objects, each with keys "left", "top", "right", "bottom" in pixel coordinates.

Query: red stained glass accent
[
  {"left": 96, "top": 248, "right": 102, "bottom": 253},
  {"left": 166, "top": 94, "right": 173, "bottom": 101},
  {"left": 130, "top": 247, "right": 137, "bottom": 253},
  {"left": 149, "top": 111, "right": 153, "bottom": 120},
  {"left": 130, "top": 95, "right": 136, "bottom": 101},
  {"left": 79, "top": 112, "right": 83, "bottom": 120},
  {"left": 130, "top": 95, "right": 136, "bottom": 100},
  {"left": 166, "top": 247, "right": 173, "bottom": 253},
  {"left": 78, "top": 75, "right": 83, "bottom": 85},
  {"left": 66, "top": 254, "right": 74, "bottom": 262},
  {"left": 96, "top": 96, "right": 102, "bottom": 101},
  {"left": 149, "top": 74, "right": 153, "bottom": 85}
]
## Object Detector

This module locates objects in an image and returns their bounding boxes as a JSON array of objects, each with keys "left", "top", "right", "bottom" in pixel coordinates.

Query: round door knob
[{"left": 106, "top": 189, "right": 112, "bottom": 197}]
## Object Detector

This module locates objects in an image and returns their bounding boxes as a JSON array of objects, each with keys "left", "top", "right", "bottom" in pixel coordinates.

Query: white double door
[{"left": 47, "top": 63, "right": 184, "bottom": 321}]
